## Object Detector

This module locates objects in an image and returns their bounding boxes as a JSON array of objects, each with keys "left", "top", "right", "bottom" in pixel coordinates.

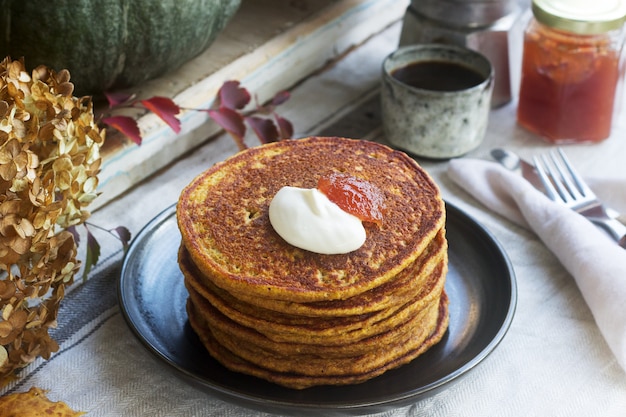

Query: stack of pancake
[{"left": 177, "top": 137, "right": 448, "bottom": 389}]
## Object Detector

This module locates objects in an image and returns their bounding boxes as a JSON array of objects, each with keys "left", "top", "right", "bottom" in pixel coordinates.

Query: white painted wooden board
[{"left": 95, "top": 0, "right": 409, "bottom": 209}]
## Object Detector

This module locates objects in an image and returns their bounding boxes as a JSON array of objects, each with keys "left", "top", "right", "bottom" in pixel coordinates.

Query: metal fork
[{"left": 533, "top": 148, "right": 626, "bottom": 249}]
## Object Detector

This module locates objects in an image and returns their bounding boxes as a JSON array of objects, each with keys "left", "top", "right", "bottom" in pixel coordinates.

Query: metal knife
[
  {"left": 490, "top": 148, "right": 625, "bottom": 223},
  {"left": 490, "top": 148, "right": 546, "bottom": 193}
]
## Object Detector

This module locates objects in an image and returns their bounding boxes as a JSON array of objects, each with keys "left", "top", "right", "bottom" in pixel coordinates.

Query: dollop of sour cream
[{"left": 269, "top": 186, "right": 366, "bottom": 254}]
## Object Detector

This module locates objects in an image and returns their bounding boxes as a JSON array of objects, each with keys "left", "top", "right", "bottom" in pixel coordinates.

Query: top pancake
[{"left": 177, "top": 137, "right": 445, "bottom": 302}]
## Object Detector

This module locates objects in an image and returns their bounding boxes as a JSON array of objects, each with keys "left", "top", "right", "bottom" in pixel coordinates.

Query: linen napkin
[{"left": 448, "top": 158, "right": 626, "bottom": 372}]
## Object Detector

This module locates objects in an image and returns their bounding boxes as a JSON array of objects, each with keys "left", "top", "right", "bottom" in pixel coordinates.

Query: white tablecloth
[{"left": 2, "top": 18, "right": 625, "bottom": 417}]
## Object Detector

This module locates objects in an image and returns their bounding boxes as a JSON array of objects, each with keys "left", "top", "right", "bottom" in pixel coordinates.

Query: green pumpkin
[{"left": 0, "top": 0, "right": 241, "bottom": 96}]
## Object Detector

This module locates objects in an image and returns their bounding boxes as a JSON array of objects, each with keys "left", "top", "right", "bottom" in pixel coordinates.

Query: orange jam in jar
[{"left": 517, "top": 0, "right": 626, "bottom": 143}]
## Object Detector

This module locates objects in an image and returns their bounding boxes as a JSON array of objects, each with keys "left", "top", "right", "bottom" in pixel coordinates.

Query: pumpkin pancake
[
  {"left": 185, "top": 263, "right": 446, "bottom": 358},
  {"left": 193, "top": 293, "right": 441, "bottom": 376},
  {"left": 186, "top": 292, "right": 449, "bottom": 389},
  {"left": 180, "top": 228, "right": 448, "bottom": 317},
  {"left": 177, "top": 137, "right": 445, "bottom": 303},
  {"left": 182, "top": 247, "right": 447, "bottom": 344},
  {"left": 177, "top": 137, "right": 449, "bottom": 389}
]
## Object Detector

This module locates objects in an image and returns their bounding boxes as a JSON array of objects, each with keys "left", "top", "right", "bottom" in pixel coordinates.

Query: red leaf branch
[{"left": 101, "top": 80, "right": 293, "bottom": 150}]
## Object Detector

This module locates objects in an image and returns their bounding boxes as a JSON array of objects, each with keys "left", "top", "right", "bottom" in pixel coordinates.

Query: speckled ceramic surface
[{"left": 381, "top": 44, "right": 494, "bottom": 159}]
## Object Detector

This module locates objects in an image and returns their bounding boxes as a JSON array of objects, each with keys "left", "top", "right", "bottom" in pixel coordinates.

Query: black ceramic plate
[{"left": 118, "top": 202, "right": 516, "bottom": 415}]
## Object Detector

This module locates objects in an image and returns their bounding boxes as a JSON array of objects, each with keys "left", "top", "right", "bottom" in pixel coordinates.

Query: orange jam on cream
[{"left": 317, "top": 173, "right": 386, "bottom": 224}]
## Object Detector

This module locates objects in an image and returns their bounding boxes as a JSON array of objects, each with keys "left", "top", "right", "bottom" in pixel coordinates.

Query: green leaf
[{"left": 82, "top": 228, "right": 101, "bottom": 281}]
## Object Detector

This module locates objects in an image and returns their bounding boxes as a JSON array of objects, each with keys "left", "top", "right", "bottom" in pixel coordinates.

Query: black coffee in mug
[{"left": 391, "top": 61, "right": 485, "bottom": 91}]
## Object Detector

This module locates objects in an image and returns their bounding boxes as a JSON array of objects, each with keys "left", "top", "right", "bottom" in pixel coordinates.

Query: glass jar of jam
[{"left": 517, "top": 0, "right": 626, "bottom": 143}]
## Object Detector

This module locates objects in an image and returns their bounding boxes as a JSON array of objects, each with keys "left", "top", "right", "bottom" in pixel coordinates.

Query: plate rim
[{"left": 118, "top": 201, "right": 517, "bottom": 414}]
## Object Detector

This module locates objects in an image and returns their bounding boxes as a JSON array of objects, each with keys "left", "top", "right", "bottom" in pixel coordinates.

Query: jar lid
[{"left": 532, "top": 0, "right": 626, "bottom": 34}]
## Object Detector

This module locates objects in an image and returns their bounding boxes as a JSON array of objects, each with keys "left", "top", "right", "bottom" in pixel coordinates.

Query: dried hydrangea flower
[{"left": 0, "top": 57, "right": 104, "bottom": 383}]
